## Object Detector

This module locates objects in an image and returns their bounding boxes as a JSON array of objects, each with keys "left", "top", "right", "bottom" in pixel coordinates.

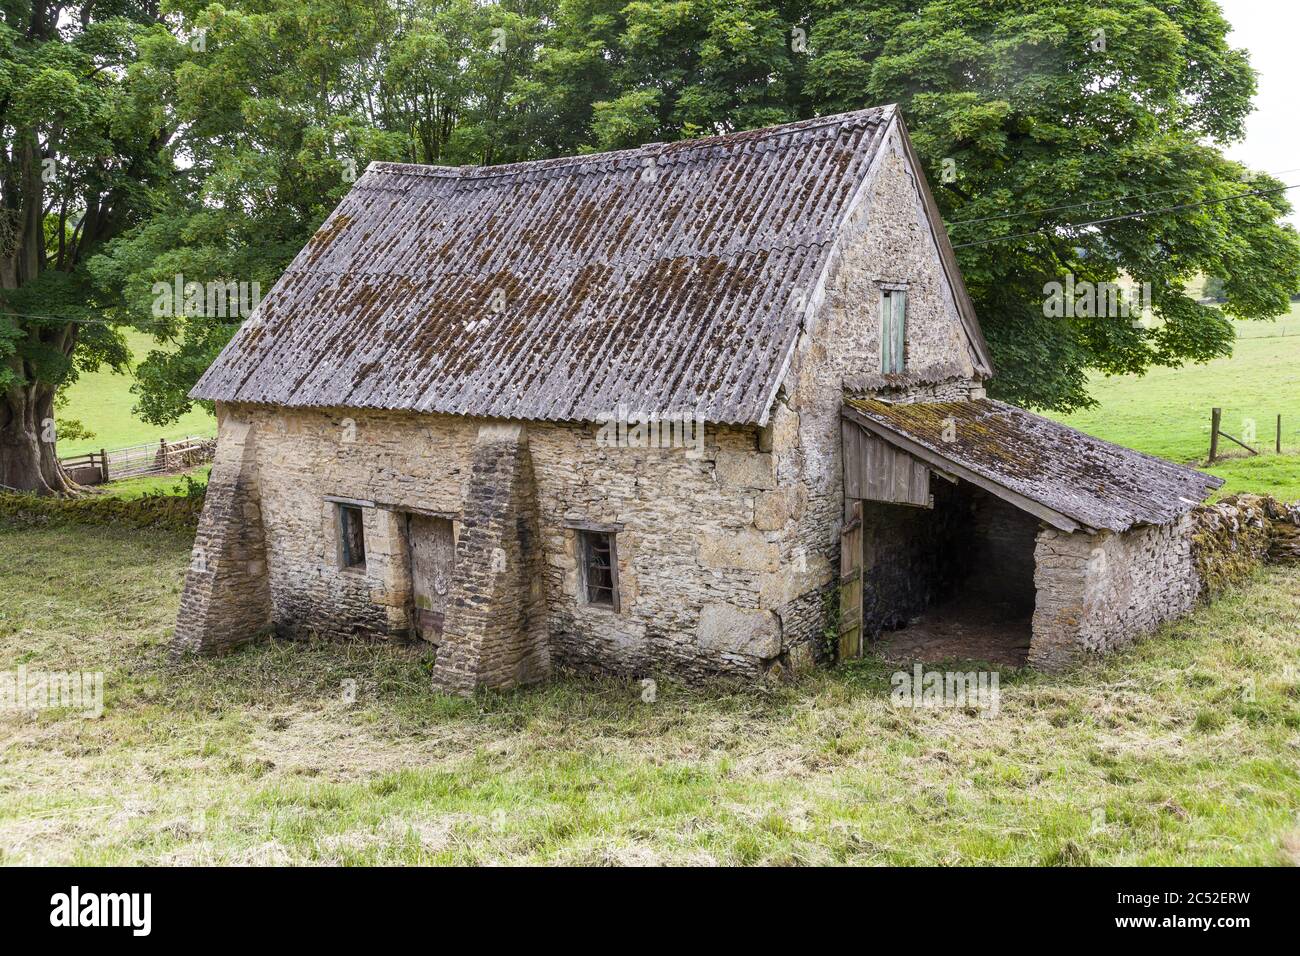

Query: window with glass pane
[
  {"left": 881, "top": 288, "right": 907, "bottom": 373},
  {"left": 579, "top": 530, "right": 618, "bottom": 608}
]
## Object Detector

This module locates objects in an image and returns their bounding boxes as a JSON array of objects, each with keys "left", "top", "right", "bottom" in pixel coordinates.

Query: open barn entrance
[
  {"left": 840, "top": 407, "right": 1042, "bottom": 667},
  {"left": 858, "top": 479, "right": 1038, "bottom": 666}
]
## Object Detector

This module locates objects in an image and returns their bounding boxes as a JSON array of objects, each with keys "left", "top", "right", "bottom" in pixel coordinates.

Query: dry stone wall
[
  {"left": 1029, "top": 494, "right": 1300, "bottom": 670},
  {"left": 1030, "top": 518, "right": 1198, "bottom": 670}
]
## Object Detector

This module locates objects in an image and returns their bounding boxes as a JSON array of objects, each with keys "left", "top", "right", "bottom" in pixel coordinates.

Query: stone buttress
[
  {"left": 172, "top": 416, "right": 272, "bottom": 655},
  {"left": 430, "top": 423, "right": 550, "bottom": 694}
]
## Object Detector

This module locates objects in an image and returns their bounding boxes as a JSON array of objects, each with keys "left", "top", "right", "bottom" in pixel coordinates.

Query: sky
[{"left": 1218, "top": 0, "right": 1300, "bottom": 225}]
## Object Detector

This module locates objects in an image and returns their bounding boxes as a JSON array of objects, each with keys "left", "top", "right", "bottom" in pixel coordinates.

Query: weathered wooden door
[
  {"left": 839, "top": 500, "right": 864, "bottom": 659},
  {"left": 407, "top": 514, "right": 455, "bottom": 642}
]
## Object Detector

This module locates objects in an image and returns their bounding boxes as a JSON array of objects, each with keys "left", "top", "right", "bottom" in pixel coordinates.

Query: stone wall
[
  {"left": 172, "top": 415, "right": 273, "bottom": 656},
  {"left": 1188, "top": 494, "right": 1278, "bottom": 595},
  {"left": 1029, "top": 495, "right": 1300, "bottom": 670},
  {"left": 176, "top": 402, "right": 799, "bottom": 684},
  {"left": 859, "top": 483, "right": 962, "bottom": 637},
  {"left": 965, "top": 493, "right": 1039, "bottom": 613},
  {"left": 430, "top": 424, "right": 550, "bottom": 693},
  {"left": 1030, "top": 518, "right": 1198, "bottom": 670},
  {"left": 769, "top": 120, "right": 984, "bottom": 665}
]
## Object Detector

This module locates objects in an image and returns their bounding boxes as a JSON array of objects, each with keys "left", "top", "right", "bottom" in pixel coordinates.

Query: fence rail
[{"left": 60, "top": 435, "right": 216, "bottom": 484}]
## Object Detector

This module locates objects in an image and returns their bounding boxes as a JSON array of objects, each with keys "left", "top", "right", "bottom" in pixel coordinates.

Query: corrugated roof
[
  {"left": 843, "top": 397, "right": 1223, "bottom": 532},
  {"left": 190, "top": 105, "right": 949, "bottom": 424}
]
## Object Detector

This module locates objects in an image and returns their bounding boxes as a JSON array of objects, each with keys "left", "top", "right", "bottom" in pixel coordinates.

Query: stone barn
[{"left": 174, "top": 104, "right": 1223, "bottom": 693}]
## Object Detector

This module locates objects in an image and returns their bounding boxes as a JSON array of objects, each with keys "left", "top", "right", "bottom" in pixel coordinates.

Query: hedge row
[{"left": 0, "top": 490, "right": 204, "bottom": 535}]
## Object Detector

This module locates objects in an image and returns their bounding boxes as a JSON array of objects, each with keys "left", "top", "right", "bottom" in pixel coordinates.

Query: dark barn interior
[{"left": 861, "top": 478, "right": 1040, "bottom": 666}]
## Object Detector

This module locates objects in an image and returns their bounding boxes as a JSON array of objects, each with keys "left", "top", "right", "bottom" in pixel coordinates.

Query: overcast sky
[{"left": 1218, "top": 0, "right": 1300, "bottom": 225}]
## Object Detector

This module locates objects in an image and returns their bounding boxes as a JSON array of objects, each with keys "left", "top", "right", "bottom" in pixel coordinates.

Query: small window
[
  {"left": 578, "top": 530, "right": 619, "bottom": 609},
  {"left": 881, "top": 287, "right": 907, "bottom": 374},
  {"left": 338, "top": 504, "right": 367, "bottom": 569}
]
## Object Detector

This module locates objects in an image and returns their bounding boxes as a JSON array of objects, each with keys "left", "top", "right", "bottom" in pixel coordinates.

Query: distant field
[
  {"left": 58, "top": 328, "right": 216, "bottom": 458},
  {"left": 1055, "top": 305, "right": 1300, "bottom": 501}
]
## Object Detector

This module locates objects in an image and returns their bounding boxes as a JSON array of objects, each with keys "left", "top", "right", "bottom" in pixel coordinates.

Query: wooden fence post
[
  {"left": 100, "top": 448, "right": 109, "bottom": 483},
  {"left": 1209, "top": 407, "right": 1221, "bottom": 463}
]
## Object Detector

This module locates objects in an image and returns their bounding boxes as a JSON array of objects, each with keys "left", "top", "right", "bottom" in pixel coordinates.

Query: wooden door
[
  {"left": 407, "top": 514, "right": 455, "bottom": 642},
  {"left": 839, "top": 500, "right": 864, "bottom": 659}
]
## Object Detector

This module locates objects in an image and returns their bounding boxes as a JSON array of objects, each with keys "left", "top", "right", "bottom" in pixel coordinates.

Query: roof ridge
[{"left": 364, "top": 105, "right": 896, "bottom": 183}]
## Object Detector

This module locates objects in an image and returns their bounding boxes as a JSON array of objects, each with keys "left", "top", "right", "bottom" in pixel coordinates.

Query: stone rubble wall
[
  {"left": 1189, "top": 494, "right": 1299, "bottom": 594},
  {"left": 1030, "top": 518, "right": 1198, "bottom": 670},
  {"left": 1029, "top": 494, "right": 1300, "bottom": 670},
  {"left": 771, "top": 121, "right": 984, "bottom": 669},
  {"left": 171, "top": 416, "right": 272, "bottom": 656},
  {"left": 178, "top": 402, "right": 799, "bottom": 683}
]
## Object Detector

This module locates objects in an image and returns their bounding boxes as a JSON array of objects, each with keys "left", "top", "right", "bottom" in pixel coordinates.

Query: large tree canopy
[
  {"left": 3, "top": 0, "right": 1297, "bottom": 493},
  {"left": 0, "top": 0, "right": 177, "bottom": 492}
]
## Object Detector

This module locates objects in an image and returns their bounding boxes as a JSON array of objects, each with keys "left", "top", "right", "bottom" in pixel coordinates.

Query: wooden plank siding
[{"left": 841, "top": 418, "right": 931, "bottom": 508}]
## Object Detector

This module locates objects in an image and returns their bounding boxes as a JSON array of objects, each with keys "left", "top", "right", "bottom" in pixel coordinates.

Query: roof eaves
[{"left": 841, "top": 402, "right": 1089, "bottom": 533}]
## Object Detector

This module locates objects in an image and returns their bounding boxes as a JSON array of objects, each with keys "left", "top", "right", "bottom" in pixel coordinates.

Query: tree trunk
[{"left": 0, "top": 384, "right": 79, "bottom": 495}]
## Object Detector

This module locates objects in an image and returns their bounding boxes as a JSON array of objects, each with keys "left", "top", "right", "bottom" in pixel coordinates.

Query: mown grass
[
  {"left": 1, "top": 520, "right": 1297, "bottom": 865},
  {"left": 1055, "top": 307, "right": 1300, "bottom": 500}
]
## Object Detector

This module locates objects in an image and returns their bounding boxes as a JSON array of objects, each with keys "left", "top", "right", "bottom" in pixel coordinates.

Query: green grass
[
  {"left": 58, "top": 328, "right": 216, "bottom": 458},
  {"left": 96, "top": 466, "right": 212, "bottom": 500},
  {"left": 1, "top": 519, "right": 1297, "bottom": 865},
  {"left": 1054, "top": 305, "right": 1300, "bottom": 500}
]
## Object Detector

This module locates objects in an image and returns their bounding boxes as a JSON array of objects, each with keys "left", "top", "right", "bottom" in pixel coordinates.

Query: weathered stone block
[
  {"left": 714, "top": 449, "right": 775, "bottom": 490},
  {"left": 759, "top": 552, "right": 832, "bottom": 608},
  {"left": 754, "top": 490, "right": 793, "bottom": 530},
  {"left": 698, "top": 530, "right": 779, "bottom": 572},
  {"left": 697, "top": 603, "right": 781, "bottom": 659}
]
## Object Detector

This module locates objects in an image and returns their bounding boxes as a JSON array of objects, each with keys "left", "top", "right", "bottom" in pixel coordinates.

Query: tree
[
  {"left": 91, "top": 0, "right": 556, "bottom": 436},
  {"left": 529, "top": 0, "right": 1300, "bottom": 410},
  {"left": 804, "top": 0, "right": 1300, "bottom": 410},
  {"left": 73, "top": 0, "right": 1300, "bottom": 463},
  {"left": 0, "top": 2, "right": 176, "bottom": 493}
]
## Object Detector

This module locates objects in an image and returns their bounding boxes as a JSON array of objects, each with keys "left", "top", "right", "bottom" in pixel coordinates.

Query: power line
[
  {"left": 951, "top": 183, "right": 1300, "bottom": 249},
  {"left": 0, "top": 311, "right": 245, "bottom": 327},
  {"left": 946, "top": 167, "right": 1300, "bottom": 228}
]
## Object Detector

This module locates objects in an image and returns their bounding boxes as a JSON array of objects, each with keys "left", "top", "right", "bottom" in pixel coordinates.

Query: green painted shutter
[
  {"left": 893, "top": 289, "right": 907, "bottom": 372},
  {"left": 880, "top": 291, "right": 892, "bottom": 373}
]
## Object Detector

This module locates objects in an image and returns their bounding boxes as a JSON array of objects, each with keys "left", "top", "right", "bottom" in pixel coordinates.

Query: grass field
[
  {"left": 58, "top": 329, "right": 216, "bottom": 459},
  {"left": 1, "top": 519, "right": 1297, "bottom": 865},
  {"left": 1055, "top": 307, "right": 1300, "bottom": 500}
]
